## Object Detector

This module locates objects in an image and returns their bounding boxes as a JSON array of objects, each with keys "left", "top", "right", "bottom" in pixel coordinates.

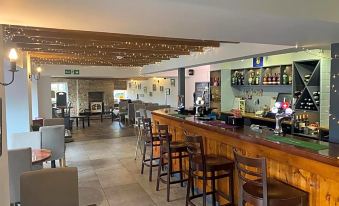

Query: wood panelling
[{"left": 152, "top": 113, "right": 339, "bottom": 206}]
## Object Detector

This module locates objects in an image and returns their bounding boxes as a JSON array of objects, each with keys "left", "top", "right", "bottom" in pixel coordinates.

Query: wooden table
[
  {"left": 32, "top": 149, "right": 51, "bottom": 164},
  {"left": 71, "top": 115, "right": 90, "bottom": 128}
]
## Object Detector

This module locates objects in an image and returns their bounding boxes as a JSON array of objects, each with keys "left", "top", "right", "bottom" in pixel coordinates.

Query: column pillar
[
  {"left": 178, "top": 68, "right": 185, "bottom": 107},
  {"left": 0, "top": 24, "right": 10, "bottom": 206},
  {"left": 5, "top": 51, "right": 32, "bottom": 137},
  {"left": 330, "top": 43, "right": 339, "bottom": 143}
]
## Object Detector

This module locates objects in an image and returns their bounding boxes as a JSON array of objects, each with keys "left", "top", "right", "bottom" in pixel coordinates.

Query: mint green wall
[{"left": 216, "top": 49, "right": 330, "bottom": 128}]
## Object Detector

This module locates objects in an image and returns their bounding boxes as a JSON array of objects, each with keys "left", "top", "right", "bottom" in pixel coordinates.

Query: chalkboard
[{"left": 194, "top": 82, "right": 210, "bottom": 108}]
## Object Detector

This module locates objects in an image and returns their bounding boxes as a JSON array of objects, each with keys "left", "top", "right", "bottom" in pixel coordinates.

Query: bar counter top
[{"left": 153, "top": 108, "right": 339, "bottom": 167}]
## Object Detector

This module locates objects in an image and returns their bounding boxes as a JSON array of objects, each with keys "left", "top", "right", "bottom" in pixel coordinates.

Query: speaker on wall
[{"left": 56, "top": 92, "right": 67, "bottom": 107}]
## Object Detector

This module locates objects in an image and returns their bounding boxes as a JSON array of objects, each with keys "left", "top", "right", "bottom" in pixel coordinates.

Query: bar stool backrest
[
  {"left": 233, "top": 148, "right": 268, "bottom": 206},
  {"left": 157, "top": 125, "right": 171, "bottom": 151},
  {"left": 142, "top": 118, "right": 155, "bottom": 141},
  {"left": 184, "top": 135, "right": 206, "bottom": 172}
]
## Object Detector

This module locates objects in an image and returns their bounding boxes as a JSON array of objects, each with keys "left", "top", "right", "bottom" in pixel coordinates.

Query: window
[{"left": 113, "top": 90, "right": 127, "bottom": 103}]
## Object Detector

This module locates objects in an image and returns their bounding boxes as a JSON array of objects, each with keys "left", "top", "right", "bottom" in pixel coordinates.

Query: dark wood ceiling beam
[
  {"left": 11, "top": 36, "right": 205, "bottom": 51},
  {"left": 19, "top": 45, "right": 190, "bottom": 55},
  {"left": 15, "top": 42, "right": 202, "bottom": 53},
  {"left": 6, "top": 27, "right": 222, "bottom": 47}
]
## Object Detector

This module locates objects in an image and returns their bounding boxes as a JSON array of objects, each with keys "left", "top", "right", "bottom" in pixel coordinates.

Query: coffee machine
[{"left": 194, "top": 91, "right": 207, "bottom": 117}]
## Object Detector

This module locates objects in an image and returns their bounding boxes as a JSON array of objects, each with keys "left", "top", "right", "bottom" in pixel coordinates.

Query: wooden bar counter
[{"left": 152, "top": 108, "right": 339, "bottom": 206}]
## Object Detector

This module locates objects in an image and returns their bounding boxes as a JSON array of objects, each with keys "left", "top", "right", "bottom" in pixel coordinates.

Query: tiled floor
[{"left": 65, "top": 120, "right": 196, "bottom": 206}]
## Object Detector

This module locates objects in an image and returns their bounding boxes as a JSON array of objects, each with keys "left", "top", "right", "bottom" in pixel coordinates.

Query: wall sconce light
[
  {"left": 29, "top": 66, "right": 41, "bottom": 80},
  {"left": 0, "top": 48, "right": 19, "bottom": 86}
]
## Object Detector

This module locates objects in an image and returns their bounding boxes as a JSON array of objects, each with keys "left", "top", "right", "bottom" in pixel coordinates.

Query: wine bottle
[
  {"left": 241, "top": 72, "right": 245, "bottom": 85},
  {"left": 263, "top": 74, "right": 267, "bottom": 85},
  {"left": 255, "top": 71, "right": 260, "bottom": 85},
  {"left": 294, "top": 115, "right": 300, "bottom": 133},
  {"left": 248, "top": 72, "right": 253, "bottom": 85},
  {"left": 282, "top": 69, "right": 288, "bottom": 85}
]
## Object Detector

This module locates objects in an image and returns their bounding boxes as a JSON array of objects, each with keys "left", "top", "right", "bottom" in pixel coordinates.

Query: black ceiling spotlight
[
  {"left": 0, "top": 48, "right": 19, "bottom": 86},
  {"left": 29, "top": 66, "right": 42, "bottom": 80}
]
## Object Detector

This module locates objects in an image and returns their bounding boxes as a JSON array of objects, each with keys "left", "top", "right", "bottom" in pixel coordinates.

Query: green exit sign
[{"left": 65, "top": 69, "right": 80, "bottom": 75}]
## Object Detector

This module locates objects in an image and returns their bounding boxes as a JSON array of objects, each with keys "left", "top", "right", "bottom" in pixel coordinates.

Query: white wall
[
  {"left": 143, "top": 43, "right": 292, "bottom": 74},
  {"left": 31, "top": 78, "right": 39, "bottom": 119},
  {"left": 4, "top": 59, "right": 31, "bottom": 138},
  {"left": 40, "top": 64, "right": 142, "bottom": 78},
  {"left": 0, "top": 26, "right": 10, "bottom": 206},
  {"left": 37, "top": 76, "right": 52, "bottom": 119},
  {"left": 185, "top": 65, "right": 210, "bottom": 108},
  {"left": 127, "top": 78, "right": 178, "bottom": 107},
  {"left": 126, "top": 65, "right": 211, "bottom": 108}
]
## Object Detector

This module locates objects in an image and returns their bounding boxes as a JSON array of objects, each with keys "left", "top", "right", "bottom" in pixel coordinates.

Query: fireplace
[{"left": 88, "top": 92, "right": 104, "bottom": 113}]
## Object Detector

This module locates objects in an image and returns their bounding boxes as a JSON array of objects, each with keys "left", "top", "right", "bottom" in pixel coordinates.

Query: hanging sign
[{"left": 253, "top": 57, "right": 264, "bottom": 67}]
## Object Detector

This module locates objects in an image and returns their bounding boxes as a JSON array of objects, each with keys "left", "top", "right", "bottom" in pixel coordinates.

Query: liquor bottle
[
  {"left": 255, "top": 71, "right": 260, "bottom": 85},
  {"left": 241, "top": 72, "right": 245, "bottom": 85},
  {"left": 282, "top": 69, "right": 289, "bottom": 85},
  {"left": 276, "top": 73, "right": 280, "bottom": 85},
  {"left": 299, "top": 114, "right": 306, "bottom": 133},
  {"left": 263, "top": 74, "right": 267, "bottom": 85},
  {"left": 304, "top": 114, "right": 309, "bottom": 126},
  {"left": 294, "top": 115, "right": 300, "bottom": 133},
  {"left": 248, "top": 72, "right": 253, "bottom": 85},
  {"left": 289, "top": 74, "right": 292, "bottom": 85},
  {"left": 231, "top": 73, "right": 235, "bottom": 85},
  {"left": 267, "top": 74, "right": 273, "bottom": 85},
  {"left": 236, "top": 73, "right": 240, "bottom": 85}
]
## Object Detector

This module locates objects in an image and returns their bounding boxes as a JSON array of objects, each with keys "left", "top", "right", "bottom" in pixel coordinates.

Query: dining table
[{"left": 32, "top": 149, "right": 51, "bottom": 164}]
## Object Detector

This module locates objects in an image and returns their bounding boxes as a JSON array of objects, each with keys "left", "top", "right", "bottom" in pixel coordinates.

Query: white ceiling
[{"left": 1, "top": 0, "right": 339, "bottom": 47}]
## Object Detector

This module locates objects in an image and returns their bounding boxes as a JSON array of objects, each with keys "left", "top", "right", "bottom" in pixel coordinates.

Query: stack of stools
[
  {"left": 140, "top": 118, "right": 161, "bottom": 181},
  {"left": 156, "top": 124, "right": 188, "bottom": 202},
  {"left": 233, "top": 148, "right": 308, "bottom": 206},
  {"left": 185, "top": 135, "right": 235, "bottom": 206},
  {"left": 134, "top": 116, "right": 144, "bottom": 160}
]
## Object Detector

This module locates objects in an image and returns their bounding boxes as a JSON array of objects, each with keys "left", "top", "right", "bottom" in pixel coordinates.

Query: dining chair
[
  {"left": 20, "top": 167, "right": 79, "bottom": 206},
  {"left": 8, "top": 132, "right": 41, "bottom": 150},
  {"left": 40, "top": 125, "right": 65, "bottom": 168},
  {"left": 8, "top": 148, "right": 32, "bottom": 206}
]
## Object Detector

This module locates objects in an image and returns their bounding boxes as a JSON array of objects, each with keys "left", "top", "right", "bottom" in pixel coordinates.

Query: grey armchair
[
  {"left": 20, "top": 167, "right": 79, "bottom": 206},
  {"left": 8, "top": 132, "right": 41, "bottom": 150},
  {"left": 8, "top": 148, "right": 32, "bottom": 205},
  {"left": 40, "top": 125, "right": 65, "bottom": 168}
]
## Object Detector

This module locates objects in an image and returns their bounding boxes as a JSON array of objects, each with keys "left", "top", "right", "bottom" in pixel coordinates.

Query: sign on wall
[
  {"left": 253, "top": 57, "right": 264, "bottom": 67},
  {"left": 65, "top": 69, "right": 80, "bottom": 75}
]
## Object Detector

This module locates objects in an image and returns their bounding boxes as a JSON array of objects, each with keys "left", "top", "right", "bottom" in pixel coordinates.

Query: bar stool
[
  {"left": 185, "top": 135, "right": 234, "bottom": 206},
  {"left": 140, "top": 118, "right": 161, "bottom": 181},
  {"left": 156, "top": 124, "right": 188, "bottom": 202},
  {"left": 233, "top": 148, "right": 308, "bottom": 206}
]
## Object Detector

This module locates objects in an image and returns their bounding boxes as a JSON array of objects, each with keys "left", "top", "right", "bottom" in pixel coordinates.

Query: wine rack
[{"left": 293, "top": 60, "right": 320, "bottom": 112}]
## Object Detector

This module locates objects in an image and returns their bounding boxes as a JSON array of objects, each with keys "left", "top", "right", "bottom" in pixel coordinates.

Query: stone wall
[{"left": 52, "top": 78, "right": 126, "bottom": 115}]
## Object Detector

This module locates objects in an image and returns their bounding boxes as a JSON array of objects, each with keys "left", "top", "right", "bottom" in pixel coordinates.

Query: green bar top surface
[{"left": 266, "top": 135, "right": 329, "bottom": 151}]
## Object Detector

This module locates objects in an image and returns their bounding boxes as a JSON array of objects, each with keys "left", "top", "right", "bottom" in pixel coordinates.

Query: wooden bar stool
[
  {"left": 156, "top": 124, "right": 188, "bottom": 202},
  {"left": 185, "top": 135, "right": 234, "bottom": 206},
  {"left": 140, "top": 118, "right": 161, "bottom": 181},
  {"left": 233, "top": 148, "right": 308, "bottom": 206}
]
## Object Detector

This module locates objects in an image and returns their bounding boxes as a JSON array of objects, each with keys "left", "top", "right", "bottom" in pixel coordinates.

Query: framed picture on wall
[
  {"left": 149, "top": 92, "right": 153, "bottom": 97},
  {"left": 170, "top": 79, "right": 175, "bottom": 87},
  {"left": 165, "top": 88, "right": 170, "bottom": 95},
  {"left": 160, "top": 86, "right": 164, "bottom": 92},
  {"left": 143, "top": 87, "right": 147, "bottom": 93},
  {"left": 152, "top": 84, "right": 156, "bottom": 91},
  {"left": 138, "top": 83, "right": 142, "bottom": 90},
  {"left": 128, "top": 82, "right": 132, "bottom": 89}
]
